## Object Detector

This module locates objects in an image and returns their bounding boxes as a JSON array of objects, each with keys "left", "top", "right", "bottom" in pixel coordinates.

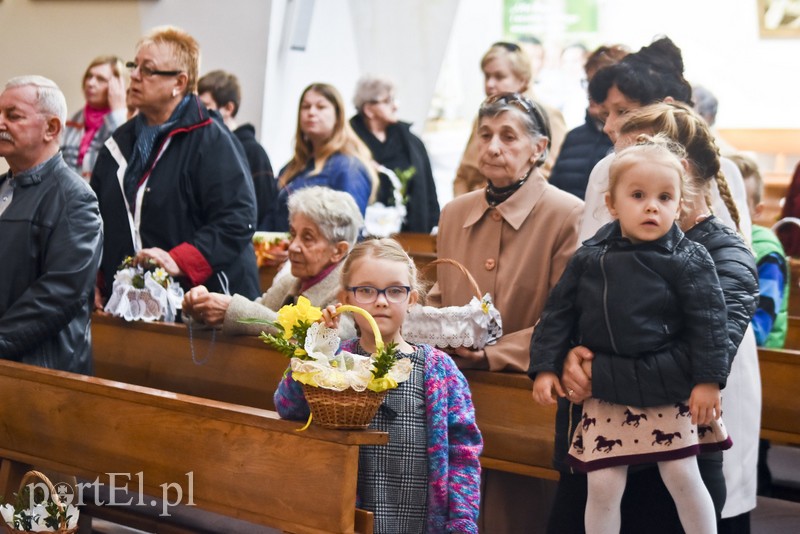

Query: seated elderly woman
[
  {"left": 349, "top": 75, "right": 440, "bottom": 234},
  {"left": 428, "top": 92, "right": 583, "bottom": 533},
  {"left": 182, "top": 186, "right": 362, "bottom": 338}
]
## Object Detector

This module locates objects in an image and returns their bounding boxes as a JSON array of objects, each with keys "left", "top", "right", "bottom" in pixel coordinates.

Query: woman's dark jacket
[
  {"left": 91, "top": 95, "right": 260, "bottom": 301},
  {"left": 350, "top": 115, "right": 440, "bottom": 233},
  {"left": 233, "top": 123, "right": 277, "bottom": 231},
  {"left": 548, "top": 111, "right": 613, "bottom": 201},
  {"left": 0, "top": 154, "right": 102, "bottom": 374},
  {"left": 547, "top": 216, "right": 758, "bottom": 472}
]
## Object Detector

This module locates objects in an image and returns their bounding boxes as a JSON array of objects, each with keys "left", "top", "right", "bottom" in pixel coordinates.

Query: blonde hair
[
  {"left": 280, "top": 83, "right": 378, "bottom": 199},
  {"left": 481, "top": 43, "right": 532, "bottom": 91},
  {"left": 728, "top": 153, "right": 763, "bottom": 205},
  {"left": 138, "top": 25, "right": 200, "bottom": 94},
  {"left": 83, "top": 56, "right": 126, "bottom": 87},
  {"left": 340, "top": 238, "right": 425, "bottom": 299},
  {"left": 609, "top": 133, "right": 691, "bottom": 208},
  {"left": 618, "top": 101, "right": 741, "bottom": 230}
]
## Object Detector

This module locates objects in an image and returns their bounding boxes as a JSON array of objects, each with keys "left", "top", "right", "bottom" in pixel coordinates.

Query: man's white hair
[{"left": 5, "top": 75, "right": 67, "bottom": 127}]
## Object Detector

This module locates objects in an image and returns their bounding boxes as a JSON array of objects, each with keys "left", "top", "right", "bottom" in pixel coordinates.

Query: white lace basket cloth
[
  {"left": 104, "top": 269, "right": 184, "bottom": 322},
  {"left": 403, "top": 259, "right": 503, "bottom": 349}
]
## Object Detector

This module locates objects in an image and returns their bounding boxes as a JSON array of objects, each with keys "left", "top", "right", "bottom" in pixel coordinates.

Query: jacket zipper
[{"left": 600, "top": 247, "right": 619, "bottom": 354}]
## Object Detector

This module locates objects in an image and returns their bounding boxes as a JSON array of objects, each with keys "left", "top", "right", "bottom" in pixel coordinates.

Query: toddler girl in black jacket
[{"left": 529, "top": 135, "right": 731, "bottom": 534}]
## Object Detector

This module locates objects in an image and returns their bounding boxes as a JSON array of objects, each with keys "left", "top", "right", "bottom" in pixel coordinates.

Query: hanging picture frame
[{"left": 758, "top": 0, "right": 800, "bottom": 37}]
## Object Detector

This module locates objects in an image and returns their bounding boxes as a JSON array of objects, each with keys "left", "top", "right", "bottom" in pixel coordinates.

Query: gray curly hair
[{"left": 287, "top": 186, "right": 364, "bottom": 246}]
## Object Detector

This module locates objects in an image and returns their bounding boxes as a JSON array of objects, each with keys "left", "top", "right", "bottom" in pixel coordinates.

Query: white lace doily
[
  {"left": 291, "top": 322, "right": 412, "bottom": 391},
  {"left": 104, "top": 270, "right": 184, "bottom": 322},
  {"left": 402, "top": 293, "right": 503, "bottom": 349}
]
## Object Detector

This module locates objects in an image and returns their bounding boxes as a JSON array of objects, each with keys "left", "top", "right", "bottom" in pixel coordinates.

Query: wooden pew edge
[
  {"left": 480, "top": 457, "right": 559, "bottom": 480},
  {"left": 0, "top": 359, "right": 388, "bottom": 448}
]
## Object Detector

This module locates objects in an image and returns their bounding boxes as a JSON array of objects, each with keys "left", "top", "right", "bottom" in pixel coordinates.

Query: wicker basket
[
  {"left": 3, "top": 470, "right": 78, "bottom": 534},
  {"left": 303, "top": 384, "right": 387, "bottom": 429}
]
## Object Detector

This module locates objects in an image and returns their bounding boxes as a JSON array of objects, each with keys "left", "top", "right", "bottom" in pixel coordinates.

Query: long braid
[{"left": 714, "top": 170, "right": 741, "bottom": 231}]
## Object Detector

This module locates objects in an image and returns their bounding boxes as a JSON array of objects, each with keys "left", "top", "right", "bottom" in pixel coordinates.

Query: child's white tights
[{"left": 584, "top": 457, "right": 716, "bottom": 534}]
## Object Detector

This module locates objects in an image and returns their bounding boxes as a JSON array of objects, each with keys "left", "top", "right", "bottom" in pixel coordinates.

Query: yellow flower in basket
[{"left": 259, "top": 296, "right": 412, "bottom": 394}]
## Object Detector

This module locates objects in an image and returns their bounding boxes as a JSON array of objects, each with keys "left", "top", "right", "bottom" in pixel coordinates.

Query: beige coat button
[
  {"left": 491, "top": 211, "right": 502, "bottom": 221},
  {"left": 485, "top": 258, "right": 496, "bottom": 270}
]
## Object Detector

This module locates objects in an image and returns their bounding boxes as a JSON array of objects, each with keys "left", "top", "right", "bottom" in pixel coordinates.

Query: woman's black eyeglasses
[
  {"left": 126, "top": 61, "right": 183, "bottom": 78},
  {"left": 493, "top": 41, "right": 521, "bottom": 52},
  {"left": 345, "top": 285, "right": 411, "bottom": 304}
]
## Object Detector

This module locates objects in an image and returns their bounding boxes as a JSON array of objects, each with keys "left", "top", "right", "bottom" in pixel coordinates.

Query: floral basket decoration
[
  {"left": 104, "top": 256, "right": 184, "bottom": 322},
  {"left": 403, "top": 258, "right": 503, "bottom": 349},
  {"left": 1, "top": 470, "right": 79, "bottom": 534},
  {"left": 256, "top": 296, "right": 412, "bottom": 429}
]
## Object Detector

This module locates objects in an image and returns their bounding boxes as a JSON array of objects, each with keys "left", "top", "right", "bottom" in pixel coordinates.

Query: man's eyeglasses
[
  {"left": 345, "top": 285, "right": 411, "bottom": 304},
  {"left": 493, "top": 41, "right": 521, "bottom": 52},
  {"left": 126, "top": 61, "right": 183, "bottom": 78}
]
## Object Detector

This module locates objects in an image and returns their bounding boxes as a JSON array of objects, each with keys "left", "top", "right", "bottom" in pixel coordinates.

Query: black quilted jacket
[{"left": 548, "top": 216, "right": 758, "bottom": 472}]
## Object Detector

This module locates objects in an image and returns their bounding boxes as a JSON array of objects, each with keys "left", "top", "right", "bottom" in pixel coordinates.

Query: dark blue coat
[
  {"left": 91, "top": 95, "right": 260, "bottom": 301},
  {"left": 548, "top": 112, "right": 613, "bottom": 201}
]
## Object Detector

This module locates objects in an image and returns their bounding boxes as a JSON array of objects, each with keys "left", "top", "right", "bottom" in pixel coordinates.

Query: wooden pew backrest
[
  {"left": 0, "top": 359, "right": 385, "bottom": 534},
  {"left": 92, "top": 314, "right": 284, "bottom": 410}
]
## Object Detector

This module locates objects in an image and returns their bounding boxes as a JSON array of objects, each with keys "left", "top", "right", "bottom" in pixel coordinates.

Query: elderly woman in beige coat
[
  {"left": 428, "top": 92, "right": 583, "bottom": 532},
  {"left": 182, "top": 186, "right": 362, "bottom": 338}
]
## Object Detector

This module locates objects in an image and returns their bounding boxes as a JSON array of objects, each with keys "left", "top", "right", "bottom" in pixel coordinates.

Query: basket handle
[
  {"left": 17, "top": 470, "right": 66, "bottom": 518},
  {"left": 334, "top": 305, "right": 385, "bottom": 351},
  {"left": 424, "top": 258, "right": 482, "bottom": 300}
]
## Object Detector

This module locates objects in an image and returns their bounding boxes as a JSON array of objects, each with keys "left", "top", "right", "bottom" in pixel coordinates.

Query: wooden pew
[
  {"left": 392, "top": 232, "right": 438, "bottom": 284},
  {"left": 788, "top": 259, "right": 800, "bottom": 320},
  {"left": 462, "top": 370, "right": 557, "bottom": 480},
  {"left": 91, "top": 313, "right": 282, "bottom": 410},
  {"left": 92, "top": 316, "right": 800, "bottom": 477},
  {"left": 91, "top": 316, "right": 558, "bottom": 478},
  {"left": 0, "top": 359, "right": 386, "bottom": 534},
  {"left": 758, "top": 347, "right": 800, "bottom": 446},
  {"left": 392, "top": 232, "right": 437, "bottom": 254},
  {"left": 785, "top": 316, "right": 800, "bottom": 351},
  {"left": 716, "top": 128, "right": 800, "bottom": 226}
]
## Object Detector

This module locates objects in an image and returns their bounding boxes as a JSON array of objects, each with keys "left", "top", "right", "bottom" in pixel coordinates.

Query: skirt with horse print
[{"left": 566, "top": 397, "right": 732, "bottom": 473}]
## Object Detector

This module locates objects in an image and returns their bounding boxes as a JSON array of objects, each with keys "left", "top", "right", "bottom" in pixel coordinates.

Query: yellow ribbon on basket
[{"left": 295, "top": 304, "right": 384, "bottom": 432}]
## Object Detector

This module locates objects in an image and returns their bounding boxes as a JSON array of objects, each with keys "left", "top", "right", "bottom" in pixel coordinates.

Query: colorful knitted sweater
[{"left": 273, "top": 341, "right": 483, "bottom": 533}]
